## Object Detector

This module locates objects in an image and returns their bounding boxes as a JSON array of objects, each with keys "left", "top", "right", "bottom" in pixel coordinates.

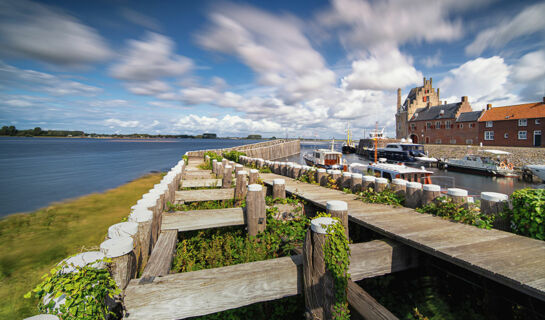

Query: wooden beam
[
  {"left": 140, "top": 230, "right": 178, "bottom": 282},
  {"left": 181, "top": 179, "right": 222, "bottom": 188},
  {"left": 175, "top": 188, "right": 234, "bottom": 202},
  {"left": 348, "top": 281, "right": 398, "bottom": 320},
  {"left": 161, "top": 208, "right": 244, "bottom": 232},
  {"left": 124, "top": 240, "right": 417, "bottom": 319}
]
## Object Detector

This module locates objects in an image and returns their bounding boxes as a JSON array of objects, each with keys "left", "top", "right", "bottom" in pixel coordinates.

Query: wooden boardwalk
[
  {"left": 162, "top": 208, "right": 245, "bottom": 232},
  {"left": 260, "top": 172, "right": 545, "bottom": 302}
]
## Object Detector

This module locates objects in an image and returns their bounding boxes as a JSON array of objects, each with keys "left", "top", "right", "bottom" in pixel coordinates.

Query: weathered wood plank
[
  {"left": 183, "top": 172, "right": 215, "bottom": 179},
  {"left": 175, "top": 188, "right": 234, "bottom": 202},
  {"left": 181, "top": 179, "right": 222, "bottom": 188},
  {"left": 161, "top": 208, "right": 244, "bottom": 232},
  {"left": 348, "top": 281, "right": 398, "bottom": 320},
  {"left": 124, "top": 240, "right": 415, "bottom": 319},
  {"left": 140, "top": 230, "right": 178, "bottom": 281}
]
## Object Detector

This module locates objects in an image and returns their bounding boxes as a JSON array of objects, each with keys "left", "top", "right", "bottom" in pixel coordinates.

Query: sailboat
[{"left": 341, "top": 122, "right": 356, "bottom": 154}]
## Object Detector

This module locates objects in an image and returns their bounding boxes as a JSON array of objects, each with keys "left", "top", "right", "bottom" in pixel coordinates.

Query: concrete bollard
[
  {"left": 374, "top": 177, "right": 388, "bottom": 193},
  {"left": 326, "top": 200, "right": 349, "bottom": 239},
  {"left": 447, "top": 188, "right": 468, "bottom": 207},
  {"left": 303, "top": 217, "right": 339, "bottom": 319},
  {"left": 422, "top": 184, "right": 441, "bottom": 206},
  {"left": 246, "top": 184, "right": 266, "bottom": 236},
  {"left": 481, "top": 192, "right": 510, "bottom": 230},
  {"left": 391, "top": 179, "right": 407, "bottom": 198},
  {"left": 362, "top": 176, "right": 376, "bottom": 191},
  {"left": 249, "top": 169, "right": 259, "bottom": 185},
  {"left": 273, "top": 179, "right": 286, "bottom": 199},
  {"left": 100, "top": 237, "right": 136, "bottom": 290},
  {"left": 292, "top": 164, "right": 302, "bottom": 179},
  {"left": 341, "top": 172, "right": 352, "bottom": 190},
  {"left": 405, "top": 182, "right": 423, "bottom": 208},
  {"left": 235, "top": 164, "right": 243, "bottom": 175},
  {"left": 222, "top": 165, "right": 233, "bottom": 188},
  {"left": 316, "top": 168, "right": 327, "bottom": 186},
  {"left": 128, "top": 208, "right": 153, "bottom": 271},
  {"left": 235, "top": 170, "right": 248, "bottom": 200},
  {"left": 350, "top": 173, "right": 363, "bottom": 193}
]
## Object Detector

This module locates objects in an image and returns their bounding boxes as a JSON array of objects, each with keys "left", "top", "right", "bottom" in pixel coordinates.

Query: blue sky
[{"left": 0, "top": 0, "right": 544, "bottom": 138}]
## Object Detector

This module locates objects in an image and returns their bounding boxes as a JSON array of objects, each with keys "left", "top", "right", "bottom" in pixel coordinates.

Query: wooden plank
[
  {"left": 161, "top": 208, "right": 244, "bottom": 232},
  {"left": 348, "top": 281, "right": 398, "bottom": 320},
  {"left": 124, "top": 240, "right": 415, "bottom": 319},
  {"left": 140, "top": 230, "right": 178, "bottom": 281},
  {"left": 183, "top": 172, "right": 215, "bottom": 179},
  {"left": 181, "top": 179, "right": 222, "bottom": 188},
  {"left": 175, "top": 188, "right": 234, "bottom": 202}
]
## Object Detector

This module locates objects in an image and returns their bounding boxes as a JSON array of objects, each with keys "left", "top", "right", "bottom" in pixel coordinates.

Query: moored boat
[
  {"left": 377, "top": 142, "right": 437, "bottom": 164},
  {"left": 303, "top": 139, "right": 345, "bottom": 170},
  {"left": 440, "top": 150, "right": 517, "bottom": 177},
  {"left": 348, "top": 160, "right": 434, "bottom": 184},
  {"left": 341, "top": 122, "right": 356, "bottom": 154}
]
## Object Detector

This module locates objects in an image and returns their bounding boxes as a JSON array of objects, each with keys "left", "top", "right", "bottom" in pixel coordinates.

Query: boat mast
[
  {"left": 346, "top": 121, "right": 350, "bottom": 146},
  {"left": 374, "top": 121, "right": 378, "bottom": 163}
]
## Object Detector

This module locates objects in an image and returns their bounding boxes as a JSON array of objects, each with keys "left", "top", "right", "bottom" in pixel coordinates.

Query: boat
[
  {"left": 440, "top": 149, "right": 517, "bottom": 177},
  {"left": 341, "top": 122, "right": 356, "bottom": 154},
  {"left": 377, "top": 142, "right": 437, "bottom": 164},
  {"left": 522, "top": 164, "right": 545, "bottom": 182},
  {"left": 349, "top": 160, "right": 434, "bottom": 184},
  {"left": 303, "top": 139, "right": 345, "bottom": 170}
]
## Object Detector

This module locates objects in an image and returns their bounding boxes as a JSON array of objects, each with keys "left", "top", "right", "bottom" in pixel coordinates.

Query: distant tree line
[{"left": 0, "top": 126, "right": 84, "bottom": 137}]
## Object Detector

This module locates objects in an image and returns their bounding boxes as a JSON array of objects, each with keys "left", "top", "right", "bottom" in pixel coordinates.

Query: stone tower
[{"left": 395, "top": 77, "right": 440, "bottom": 139}]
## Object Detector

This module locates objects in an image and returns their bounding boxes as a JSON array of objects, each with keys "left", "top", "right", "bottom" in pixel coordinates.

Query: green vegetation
[
  {"left": 166, "top": 199, "right": 242, "bottom": 212},
  {"left": 0, "top": 173, "right": 162, "bottom": 319},
  {"left": 182, "top": 154, "right": 188, "bottom": 165},
  {"left": 0, "top": 126, "right": 84, "bottom": 137},
  {"left": 25, "top": 258, "right": 120, "bottom": 320},
  {"left": 509, "top": 188, "right": 545, "bottom": 240},
  {"left": 246, "top": 135, "right": 262, "bottom": 139},
  {"left": 297, "top": 170, "right": 317, "bottom": 184},
  {"left": 416, "top": 197, "right": 493, "bottom": 229},
  {"left": 359, "top": 188, "right": 404, "bottom": 206},
  {"left": 223, "top": 150, "right": 246, "bottom": 162}
]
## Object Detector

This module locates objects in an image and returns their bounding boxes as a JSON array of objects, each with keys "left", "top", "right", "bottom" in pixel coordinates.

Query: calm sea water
[{"left": 0, "top": 137, "right": 263, "bottom": 217}]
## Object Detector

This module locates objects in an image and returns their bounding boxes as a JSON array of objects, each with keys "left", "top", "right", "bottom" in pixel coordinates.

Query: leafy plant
[
  {"left": 297, "top": 170, "right": 317, "bottom": 184},
  {"left": 25, "top": 258, "right": 120, "bottom": 320},
  {"left": 359, "top": 188, "right": 404, "bottom": 206},
  {"left": 223, "top": 150, "right": 246, "bottom": 163},
  {"left": 327, "top": 177, "right": 340, "bottom": 190},
  {"left": 259, "top": 166, "right": 272, "bottom": 173},
  {"left": 182, "top": 154, "right": 188, "bottom": 165},
  {"left": 416, "top": 197, "right": 494, "bottom": 229},
  {"left": 510, "top": 188, "right": 545, "bottom": 240}
]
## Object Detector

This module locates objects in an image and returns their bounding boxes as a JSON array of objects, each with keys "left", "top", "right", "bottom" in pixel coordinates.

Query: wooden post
[
  {"left": 405, "top": 182, "right": 422, "bottom": 208},
  {"left": 281, "top": 162, "right": 288, "bottom": 176},
  {"left": 374, "top": 177, "right": 388, "bottom": 193},
  {"left": 235, "top": 170, "right": 248, "bottom": 201},
  {"left": 287, "top": 162, "right": 294, "bottom": 177},
  {"left": 447, "top": 188, "right": 468, "bottom": 207},
  {"left": 330, "top": 170, "right": 342, "bottom": 187},
  {"left": 212, "top": 159, "right": 218, "bottom": 174},
  {"left": 273, "top": 179, "right": 286, "bottom": 199},
  {"left": 246, "top": 184, "right": 266, "bottom": 236},
  {"left": 273, "top": 161, "right": 280, "bottom": 174},
  {"left": 316, "top": 168, "right": 327, "bottom": 186},
  {"left": 222, "top": 158, "right": 228, "bottom": 167},
  {"left": 327, "top": 200, "right": 349, "bottom": 239},
  {"left": 391, "top": 178, "right": 407, "bottom": 198},
  {"left": 341, "top": 172, "right": 351, "bottom": 190},
  {"left": 481, "top": 192, "right": 510, "bottom": 230},
  {"left": 422, "top": 184, "right": 441, "bottom": 206},
  {"left": 100, "top": 237, "right": 136, "bottom": 290},
  {"left": 292, "top": 164, "right": 302, "bottom": 179},
  {"left": 350, "top": 173, "right": 363, "bottom": 193},
  {"left": 257, "top": 159, "right": 264, "bottom": 168},
  {"left": 235, "top": 164, "right": 243, "bottom": 175},
  {"left": 362, "top": 176, "right": 375, "bottom": 191},
  {"left": 249, "top": 169, "right": 259, "bottom": 185},
  {"left": 128, "top": 208, "right": 153, "bottom": 272},
  {"left": 216, "top": 163, "right": 223, "bottom": 179},
  {"left": 303, "top": 217, "right": 337, "bottom": 319},
  {"left": 222, "top": 165, "right": 233, "bottom": 189},
  {"left": 108, "top": 221, "right": 140, "bottom": 273},
  {"left": 229, "top": 161, "right": 236, "bottom": 172}
]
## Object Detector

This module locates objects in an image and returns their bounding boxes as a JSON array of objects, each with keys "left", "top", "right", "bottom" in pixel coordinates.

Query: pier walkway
[{"left": 259, "top": 172, "right": 545, "bottom": 302}]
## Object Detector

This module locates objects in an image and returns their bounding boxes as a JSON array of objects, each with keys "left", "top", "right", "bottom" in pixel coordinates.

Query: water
[
  {"left": 0, "top": 137, "right": 263, "bottom": 217},
  {"left": 279, "top": 141, "right": 536, "bottom": 197}
]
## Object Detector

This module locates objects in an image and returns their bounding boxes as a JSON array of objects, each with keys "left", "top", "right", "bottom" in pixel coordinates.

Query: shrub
[
  {"left": 416, "top": 197, "right": 493, "bottom": 229},
  {"left": 359, "top": 188, "right": 404, "bottom": 206},
  {"left": 510, "top": 188, "right": 545, "bottom": 240},
  {"left": 223, "top": 150, "right": 246, "bottom": 163}
]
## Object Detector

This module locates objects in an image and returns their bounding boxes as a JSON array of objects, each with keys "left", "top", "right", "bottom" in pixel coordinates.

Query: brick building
[
  {"left": 395, "top": 77, "right": 440, "bottom": 139},
  {"left": 478, "top": 99, "right": 545, "bottom": 147},
  {"left": 407, "top": 96, "right": 478, "bottom": 145}
]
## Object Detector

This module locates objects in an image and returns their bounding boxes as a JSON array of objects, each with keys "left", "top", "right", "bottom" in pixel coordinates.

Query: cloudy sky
[{"left": 0, "top": 0, "right": 544, "bottom": 137}]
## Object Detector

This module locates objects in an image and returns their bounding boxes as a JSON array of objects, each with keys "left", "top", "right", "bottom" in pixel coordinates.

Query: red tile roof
[{"left": 479, "top": 101, "right": 545, "bottom": 122}]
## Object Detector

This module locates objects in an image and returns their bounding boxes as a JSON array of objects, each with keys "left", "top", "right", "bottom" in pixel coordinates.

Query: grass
[{"left": 0, "top": 173, "right": 163, "bottom": 319}]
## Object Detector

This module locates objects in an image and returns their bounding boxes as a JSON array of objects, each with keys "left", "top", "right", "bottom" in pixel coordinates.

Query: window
[
  {"left": 450, "top": 139, "right": 456, "bottom": 144},
  {"left": 410, "top": 123, "right": 416, "bottom": 130},
  {"left": 536, "top": 119, "right": 541, "bottom": 125},
  {"left": 469, "top": 123, "right": 474, "bottom": 128},
  {"left": 435, "top": 121, "right": 441, "bottom": 129},
  {"left": 426, "top": 122, "right": 431, "bottom": 129},
  {"left": 459, "top": 123, "right": 464, "bottom": 129},
  {"left": 484, "top": 131, "right": 494, "bottom": 140},
  {"left": 518, "top": 131, "right": 527, "bottom": 140},
  {"left": 504, "top": 133, "right": 508, "bottom": 139},
  {"left": 435, "top": 139, "right": 442, "bottom": 144},
  {"left": 518, "top": 119, "right": 527, "bottom": 126},
  {"left": 446, "top": 120, "right": 451, "bottom": 129},
  {"left": 423, "top": 96, "right": 427, "bottom": 102},
  {"left": 465, "top": 139, "right": 473, "bottom": 145},
  {"left": 486, "top": 121, "right": 493, "bottom": 127}
]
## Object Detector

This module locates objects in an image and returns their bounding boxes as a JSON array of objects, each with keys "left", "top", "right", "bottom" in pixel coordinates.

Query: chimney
[
  {"left": 397, "top": 88, "right": 401, "bottom": 110},
  {"left": 423, "top": 77, "right": 426, "bottom": 85},
  {"left": 543, "top": 96, "right": 545, "bottom": 103},
  {"left": 437, "top": 88, "right": 440, "bottom": 99},
  {"left": 486, "top": 104, "right": 492, "bottom": 110},
  {"left": 461, "top": 96, "right": 468, "bottom": 102},
  {"left": 430, "top": 77, "right": 433, "bottom": 87}
]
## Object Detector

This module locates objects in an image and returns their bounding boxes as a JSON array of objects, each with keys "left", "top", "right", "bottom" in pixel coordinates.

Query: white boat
[
  {"left": 441, "top": 150, "right": 517, "bottom": 177},
  {"left": 303, "top": 139, "right": 345, "bottom": 170},
  {"left": 524, "top": 165, "right": 545, "bottom": 182},
  {"left": 349, "top": 160, "right": 434, "bottom": 184}
]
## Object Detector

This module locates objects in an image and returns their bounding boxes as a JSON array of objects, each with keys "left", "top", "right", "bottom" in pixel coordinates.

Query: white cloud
[
  {"left": 148, "top": 101, "right": 191, "bottom": 109},
  {"left": 4, "top": 99, "right": 34, "bottom": 107},
  {"left": 110, "top": 32, "right": 193, "bottom": 81},
  {"left": 0, "top": 0, "right": 112, "bottom": 67},
  {"left": 127, "top": 80, "right": 171, "bottom": 96},
  {"left": 466, "top": 2, "right": 545, "bottom": 55},
  {"left": 120, "top": 8, "right": 161, "bottom": 31},
  {"left": 422, "top": 51, "right": 442, "bottom": 68},
  {"left": 511, "top": 50, "right": 545, "bottom": 101},
  {"left": 104, "top": 118, "right": 140, "bottom": 128},
  {"left": 88, "top": 100, "right": 128, "bottom": 108},
  {"left": 174, "top": 114, "right": 283, "bottom": 135},
  {"left": 196, "top": 3, "right": 335, "bottom": 103},
  {"left": 341, "top": 47, "right": 422, "bottom": 90}
]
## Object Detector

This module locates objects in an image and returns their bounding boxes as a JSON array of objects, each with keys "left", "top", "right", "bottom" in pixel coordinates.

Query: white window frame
[
  {"left": 426, "top": 122, "right": 431, "bottom": 129},
  {"left": 450, "top": 139, "right": 456, "bottom": 144},
  {"left": 446, "top": 120, "right": 451, "bottom": 129},
  {"left": 536, "top": 119, "right": 541, "bottom": 125},
  {"left": 435, "top": 121, "right": 441, "bottom": 129},
  {"left": 518, "top": 130, "right": 527, "bottom": 140},
  {"left": 518, "top": 119, "right": 527, "bottom": 126},
  {"left": 410, "top": 123, "right": 416, "bottom": 130},
  {"left": 459, "top": 123, "right": 464, "bottom": 129},
  {"left": 469, "top": 123, "right": 474, "bottom": 128},
  {"left": 486, "top": 121, "right": 493, "bottom": 127},
  {"left": 504, "top": 133, "right": 508, "bottom": 139},
  {"left": 484, "top": 131, "right": 494, "bottom": 140}
]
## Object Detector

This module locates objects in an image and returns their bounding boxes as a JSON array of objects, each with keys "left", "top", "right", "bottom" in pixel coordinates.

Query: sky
[{"left": 0, "top": 0, "right": 544, "bottom": 138}]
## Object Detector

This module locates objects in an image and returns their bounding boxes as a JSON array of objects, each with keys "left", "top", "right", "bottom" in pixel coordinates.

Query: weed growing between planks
[
  {"left": 416, "top": 197, "right": 494, "bottom": 229},
  {"left": 358, "top": 188, "right": 404, "bottom": 206},
  {"left": 166, "top": 199, "right": 243, "bottom": 212}
]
